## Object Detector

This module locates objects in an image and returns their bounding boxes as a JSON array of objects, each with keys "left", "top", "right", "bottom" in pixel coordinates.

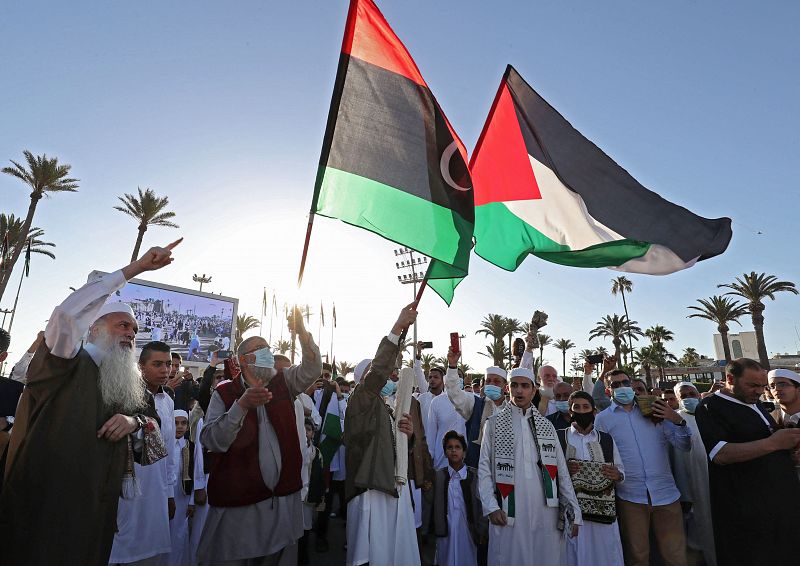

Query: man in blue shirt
[{"left": 595, "top": 369, "right": 691, "bottom": 566}]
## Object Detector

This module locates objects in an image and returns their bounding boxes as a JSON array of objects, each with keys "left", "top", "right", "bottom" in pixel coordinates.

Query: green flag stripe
[
  {"left": 316, "top": 166, "right": 472, "bottom": 274},
  {"left": 474, "top": 201, "right": 651, "bottom": 271}
]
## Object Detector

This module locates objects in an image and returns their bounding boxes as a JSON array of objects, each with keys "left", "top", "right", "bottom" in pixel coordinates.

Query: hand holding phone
[{"left": 450, "top": 332, "right": 460, "bottom": 355}]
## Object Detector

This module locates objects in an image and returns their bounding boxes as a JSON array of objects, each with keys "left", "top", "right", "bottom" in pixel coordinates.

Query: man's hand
[
  {"left": 334, "top": 381, "right": 343, "bottom": 400},
  {"left": 97, "top": 414, "right": 138, "bottom": 442},
  {"left": 421, "top": 480, "right": 432, "bottom": 492},
  {"left": 525, "top": 331, "right": 536, "bottom": 352},
  {"left": 397, "top": 413, "right": 413, "bottom": 438},
  {"left": 168, "top": 497, "right": 176, "bottom": 520},
  {"left": 652, "top": 398, "right": 683, "bottom": 424},
  {"left": 194, "top": 488, "right": 207, "bottom": 506},
  {"left": 287, "top": 306, "right": 306, "bottom": 337},
  {"left": 28, "top": 330, "right": 45, "bottom": 353},
  {"left": 601, "top": 464, "right": 622, "bottom": 482},
  {"left": 488, "top": 510, "right": 507, "bottom": 526},
  {"left": 583, "top": 361, "right": 595, "bottom": 375},
  {"left": 769, "top": 428, "right": 800, "bottom": 451},
  {"left": 390, "top": 302, "right": 418, "bottom": 336},
  {"left": 602, "top": 356, "right": 617, "bottom": 375},
  {"left": 567, "top": 459, "right": 581, "bottom": 476},
  {"left": 446, "top": 346, "right": 460, "bottom": 367},
  {"left": 124, "top": 239, "right": 182, "bottom": 280},
  {"left": 209, "top": 350, "right": 222, "bottom": 367},
  {"left": 187, "top": 504, "right": 195, "bottom": 518},
  {"left": 166, "top": 374, "right": 182, "bottom": 391},
  {"left": 238, "top": 386, "right": 272, "bottom": 410}
]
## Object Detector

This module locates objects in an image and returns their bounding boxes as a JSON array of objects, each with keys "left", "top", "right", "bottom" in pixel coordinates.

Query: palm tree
[
  {"left": 537, "top": 333, "right": 552, "bottom": 372},
  {"left": 644, "top": 325, "right": 674, "bottom": 346},
  {"left": 635, "top": 346, "right": 660, "bottom": 387},
  {"left": 275, "top": 339, "right": 292, "bottom": 355},
  {"left": 554, "top": 338, "right": 575, "bottom": 376},
  {"left": 719, "top": 272, "right": 798, "bottom": 369},
  {"left": 679, "top": 347, "right": 700, "bottom": 367},
  {"left": 0, "top": 151, "right": 78, "bottom": 300},
  {"left": 235, "top": 314, "right": 260, "bottom": 349},
  {"left": 505, "top": 317, "right": 523, "bottom": 367},
  {"left": 458, "top": 362, "right": 472, "bottom": 374},
  {"left": 611, "top": 276, "right": 635, "bottom": 357},
  {"left": 479, "top": 341, "right": 509, "bottom": 368},
  {"left": 687, "top": 295, "right": 748, "bottom": 364},
  {"left": 420, "top": 353, "right": 436, "bottom": 373},
  {"left": 589, "top": 314, "right": 642, "bottom": 363},
  {"left": 477, "top": 314, "right": 516, "bottom": 367},
  {"left": 1, "top": 213, "right": 56, "bottom": 265},
  {"left": 336, "top": 360, "right": 354, "bottom": 377},
  {"left": 114, "top": 187, "right": 178, "bottom": 262}
]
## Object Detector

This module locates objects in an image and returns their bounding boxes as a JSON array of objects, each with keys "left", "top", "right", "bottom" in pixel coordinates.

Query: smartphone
[
  {"left": 450, "top": 332, "right": 460, "bottom": 355},
  {"left": 586, "top": 354, "right": 604, "bottom": 364},
  {"left": 217, "top": 350, "right": 233, "bottom": 360},
  {"left": 418, "top": 341, "right": 433, "bottom": 349}
]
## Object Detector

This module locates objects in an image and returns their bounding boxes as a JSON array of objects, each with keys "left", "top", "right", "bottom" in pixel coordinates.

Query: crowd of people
[{"left": 0, "top": 241, "right": 799, "bottom": 566}]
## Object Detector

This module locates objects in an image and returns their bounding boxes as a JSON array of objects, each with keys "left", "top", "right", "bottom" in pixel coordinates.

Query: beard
[
  {"left": 95, "top": 332, "right": 146, "bottom": 413},
  {"left": 249, "top": 366, "right": 277, "bottom": 385}
]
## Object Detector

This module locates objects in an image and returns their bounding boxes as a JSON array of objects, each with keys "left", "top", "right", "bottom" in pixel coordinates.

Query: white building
[{"left": 713, "top": 331, "right": 759, "bottom": 361}]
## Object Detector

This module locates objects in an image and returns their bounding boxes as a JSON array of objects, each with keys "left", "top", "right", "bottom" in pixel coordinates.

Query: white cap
[
  {"left": 673, "top": 381, "right": 697, "bottom": 397},
  {"left": 510, "top": 367, "right": 535, "bottom": 382},
  {"left": 174, "top": 410, "right": 189, "bottom": 419},
  {"left": 485, "top": 366, "right": 508, "bottom": 381},
  {"left": 768, "top": 369, "right": 800, "bottom": 385},
  {"left": 95, "top": 301, "right": 135, "bottom": 323},
  {"left": 353, "top": 358, "right": 372, "bottom": 385}
]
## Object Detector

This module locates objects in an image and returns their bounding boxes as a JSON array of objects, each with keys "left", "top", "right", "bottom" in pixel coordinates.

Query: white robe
[
  {"left": 188, "top": 418, "right": 209, "bottom": 566},
  {"left": 563, "top": 426, "right": 625, "bottom": 566},
  {"left": 109, "top": 391, "right": 175, "bottom": 564},
  {"left": 478, "top": 405, "right": 582, "bottom": 566},
  {"left": 672, "top": 410, "right": 717, "bottom": 566},
  {"left": 427, "top": 390, "right": 467, "bottom": 469},
  {"left": 169, "top": 436, "right": 203, "bottom": 566},
  {"left": 436, "top": 465, "right": 477, "bottom": 566}
]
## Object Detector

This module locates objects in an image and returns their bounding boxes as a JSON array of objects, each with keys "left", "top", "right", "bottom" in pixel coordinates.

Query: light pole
[
  {"left": 0, "top": 308, "right": 12, "bottom": 329},
  {"left": 193, "top": 273, "right": 212, "bottom": 292},
  {"left": 394, "top": 247, "right": 427, "bottom": 351}
]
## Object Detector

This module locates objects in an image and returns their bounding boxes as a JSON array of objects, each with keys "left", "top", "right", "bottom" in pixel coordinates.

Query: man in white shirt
[{"left": 768, "top": 368, "right": 800, "bottom": 427}]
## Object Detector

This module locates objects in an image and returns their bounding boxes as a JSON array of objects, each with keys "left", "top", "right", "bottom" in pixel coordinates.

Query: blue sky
[{"left": 2, "top": 0, "right": 799, "bottom": 372}]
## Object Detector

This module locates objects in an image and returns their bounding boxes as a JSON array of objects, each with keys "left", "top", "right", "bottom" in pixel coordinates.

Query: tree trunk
[
  {"left": 644, "top": 365, "right": 652, "bottom": 388},
  {"left": 613, "top": 337, "right": 621, "bottom": 364},
  {"left": 751, "top": 304, "right": 770, "bottom": 370},
  {"left": 562, "top": 351, "right": 567, "bottom": 377},
  {"left": 0, "top": 193, "right": 40, "bottom": 302},
  {"left": 621, "top": 289, "right": 633, "bottom": 357},
  {"left": 718, "top": 324, "right": 732, "bottom": 364},
  {"left": 130, "top": 225, "right": 147, "bottom": 263}
]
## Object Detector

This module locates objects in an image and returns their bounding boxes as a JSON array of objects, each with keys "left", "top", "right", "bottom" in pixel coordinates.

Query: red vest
[{"left": 207, "top": 372, "right": 302, "bottom": 507}]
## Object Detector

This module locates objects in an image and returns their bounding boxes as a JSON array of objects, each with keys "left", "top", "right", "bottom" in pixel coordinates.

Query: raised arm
[
  {"left": 414, "top": 354, "right": 428, "bottom": 394},
  {"left": 283, "top": 307, "right": 322, "bottom": 398},
  {"left": 360, "top": 303, "right": 417, "bottom": 395}
]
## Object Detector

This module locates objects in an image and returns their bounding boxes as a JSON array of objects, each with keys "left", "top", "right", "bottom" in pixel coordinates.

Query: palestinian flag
[
  {"left": 316, "top": 386, "right": 343, "bottom": 468},
  {"left": 470, "top": 66, "right": 732, "bottom": 274},
  {"left": 311, "top": 0, "right": 473, "bottom": 303}
]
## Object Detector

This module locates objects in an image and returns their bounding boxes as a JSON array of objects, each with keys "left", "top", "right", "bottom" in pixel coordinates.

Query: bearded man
[{"left": 0, "top": 241, "right": 180, "bottom": 566}]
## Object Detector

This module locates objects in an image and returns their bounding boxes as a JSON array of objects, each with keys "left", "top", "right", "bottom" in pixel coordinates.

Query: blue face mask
[
  {"left": 381, "top": 381, "right": 397, "bottom": 397},
  {"left": 555, "top": 400, "right": 570, "bottom": 413},
  {"left": 252, "top": 347, "right": 275, "bottom": 369},
  {"left": 484, "top": 384, "right": 503, "bottom": 401},
  {"left": 681, "top": 398, "right": 700, "bottom": 413},
  {"left": 613, "top": 387, "right": 635, "bottom": 405},
  {"left": 458, "top": 378, "right": 464, "bottom": 390}
]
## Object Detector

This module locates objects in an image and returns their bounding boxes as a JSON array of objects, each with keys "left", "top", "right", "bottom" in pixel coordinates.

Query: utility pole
[
  {"left": 394, "top": 248, "right": 427, "bottom": 352},
  {"left": 192, "top": 273, "right": 212, "bottom": 292}
]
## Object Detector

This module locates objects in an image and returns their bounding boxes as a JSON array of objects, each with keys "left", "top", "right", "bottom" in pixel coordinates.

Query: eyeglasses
[{"left": 610, "top": 380, "right": 632, "bottom": 389}]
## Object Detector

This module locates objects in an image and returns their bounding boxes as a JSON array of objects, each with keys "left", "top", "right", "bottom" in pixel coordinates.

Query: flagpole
[
  {"left": 260, "top": 287, "right": 266, "bottom": 337},
  {"left": 269, "top": 294, "right": 276, "bottom": 345},
  {"left": 398, "top": 271, "right": 429, "bottom": 344},
  {"left": 6, "top": 259, "right": 27, "bottom": 334}
]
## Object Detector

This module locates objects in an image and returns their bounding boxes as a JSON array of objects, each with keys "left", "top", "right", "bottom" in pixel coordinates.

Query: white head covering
[
  {"left": 510, "top": 367, "right": 535, "bottom": 383},
  {"left": 174, "top": 410, "right": 189, "bottom": 420},
  {"left": 94, "top": 301, "right": 135, "bottom": 323},
  {"left": 673, "top": 381, "right": 698, "bottom": 397},
  {"left": 768, "top": 368, "right": 800, "bottom": 385},
  {"left": 485, "top": 366, "right": 508, "bottom": 381},
  {"left": 353, "top": 358, "right": 372, "bottom": 385}
]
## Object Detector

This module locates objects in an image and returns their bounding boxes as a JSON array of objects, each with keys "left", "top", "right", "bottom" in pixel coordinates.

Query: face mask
[
  {"left": 458, "top": 378, "right": 464, "bottom": 390},
  {"left": 484, "top": 384, "right": 503, "bottom": 401},
  {"left": 681, "top": 398, "right": 700, "bottom": 413},
  {"left": 613, "top": 387, "right": 635, "bottom": 405},
  {"left": 342, "top": 392, "right": 350, "bottom": 400},
  {"left": 252, "top": 347, "right": 275, "bottom": 369},
  {"left": 380, "top": 381, "right": 397, "bottom": 397},
  {"left": 555, "top": 400, "right": 570, "bottom": 413},
  {"left": 572, "top": 412, "right": 595, "bottom": 429}
]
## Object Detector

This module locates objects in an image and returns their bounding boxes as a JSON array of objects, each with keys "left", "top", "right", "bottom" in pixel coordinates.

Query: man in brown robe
[{"left": 0, "top": 240, "right": 180, "bottom": 566}]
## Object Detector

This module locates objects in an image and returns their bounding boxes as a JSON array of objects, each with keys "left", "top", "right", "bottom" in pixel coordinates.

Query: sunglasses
[{"left": 609, "top": 379, "right": 632, "bottom": 389}]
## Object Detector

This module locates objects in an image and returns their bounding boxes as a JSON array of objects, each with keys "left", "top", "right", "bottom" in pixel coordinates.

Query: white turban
[
  {"left": 174, "top": 410, "right": 189, "bottom": 420},
  {"left": 510, "top": 367, "right": 535, "bottom": 382},
  {"left": 673, "top": 381, "right": 697, "bottom": 397},
  {"left": 95, "top": 301, "right": 135, "bottom": 323},
  {"left": 353, "top": 358, "right": 372, "bottom": 385},
  {"left": 768, "top": 369, "right": 800, "bottom": 385},
  {"left": 485, "top": 366, "right": 508, "bottom": 381}
]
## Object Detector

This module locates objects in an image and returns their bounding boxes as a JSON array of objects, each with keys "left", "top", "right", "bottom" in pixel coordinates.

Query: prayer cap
[
  {"left": 95, "top": 301, "right": 135, "bottom": 323},
  {"left": 509, "top": 367, "right": 535, "bottom": 382},
  {"left": 485, "top": 366, "right": 508, "bottom": 381},
  {"left": 174, "top": 410, "right": 189, "bottom": 419},
  {"left": 768, "top": 368, "right": 800, "bottom": 385},
  {"left": 673, "top": 381, "right": 698, "bottom": 397},
  {"left": 353, "top": 358, "right": 372, "bottom": 385}
]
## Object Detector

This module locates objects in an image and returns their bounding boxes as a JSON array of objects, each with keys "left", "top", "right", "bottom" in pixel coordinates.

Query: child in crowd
[
  {"left": 170, "top": 409, "right": 204, "bottom": 566},
  {"left": 299, "top": 417, "right": 324, "bottom": 566}
]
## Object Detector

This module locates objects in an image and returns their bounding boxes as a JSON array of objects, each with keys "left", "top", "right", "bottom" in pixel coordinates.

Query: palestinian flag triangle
[
  {"left": 312, "top": 0, "right": 473, "bottom": 303},
  {"left": 470, "top": 66, "right": 732, "bottom": 275}
]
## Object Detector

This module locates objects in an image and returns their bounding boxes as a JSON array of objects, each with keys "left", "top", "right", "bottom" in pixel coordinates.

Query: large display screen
[{"left": 89, "top": 271, "right": 238, "bottom": 362}]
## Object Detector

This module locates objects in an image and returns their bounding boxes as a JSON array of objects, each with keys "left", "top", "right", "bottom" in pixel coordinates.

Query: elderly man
[
  {"left": 198, "top": 307, "right": 321, "bottom": 566},
  {"left": 0, "top": 241, "right": 180, "bottom": 566},
  {"left": 546, "top": 381, "right": 574, "bottom": 430},
  {"left": 478, "top": 367, "right": 582, "bottom": 564},
  {"left": 768, "top": 368, "right": 800, "bottom": 427},
  {"left": 696, "top": 359, "right": 800, "bottom": 566}
]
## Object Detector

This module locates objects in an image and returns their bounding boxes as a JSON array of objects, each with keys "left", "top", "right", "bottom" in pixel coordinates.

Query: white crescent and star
[{"left": 440, "top": 142, "right": 471, "bottom": 192}]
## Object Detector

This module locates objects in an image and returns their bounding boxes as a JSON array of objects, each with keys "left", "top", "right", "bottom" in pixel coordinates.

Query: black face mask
[{"left": 572, "top": 412, "right": 595, "bottom": 429}]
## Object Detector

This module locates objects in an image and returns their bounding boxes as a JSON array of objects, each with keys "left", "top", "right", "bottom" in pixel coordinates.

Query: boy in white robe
[{"left": 170, "top": 410, "right": 204, "bottom": 566}]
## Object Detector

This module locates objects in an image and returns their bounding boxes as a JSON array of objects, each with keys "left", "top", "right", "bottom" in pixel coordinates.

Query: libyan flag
[
  {"left": 470, "top": 66, "right": 732, "bottom": 274},
  {"left": 311, "top": 0, "right": 474, "bottom": 303}
]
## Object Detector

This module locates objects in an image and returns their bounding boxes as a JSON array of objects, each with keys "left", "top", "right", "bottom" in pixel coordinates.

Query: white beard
[
  {"left": 97, "top": 338, "right": 146, "bottom": 413},
  {"left": 249, "top": 366, "right": 277, "bottom": 385}
]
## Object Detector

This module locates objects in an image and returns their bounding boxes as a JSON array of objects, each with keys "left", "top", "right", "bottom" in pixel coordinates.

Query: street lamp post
[
  {"left": 193, "top": 273, "right": 212, "bottom": 292},
  {"left": 393, "top": 248, "right": 427, "bottom": 351}
]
